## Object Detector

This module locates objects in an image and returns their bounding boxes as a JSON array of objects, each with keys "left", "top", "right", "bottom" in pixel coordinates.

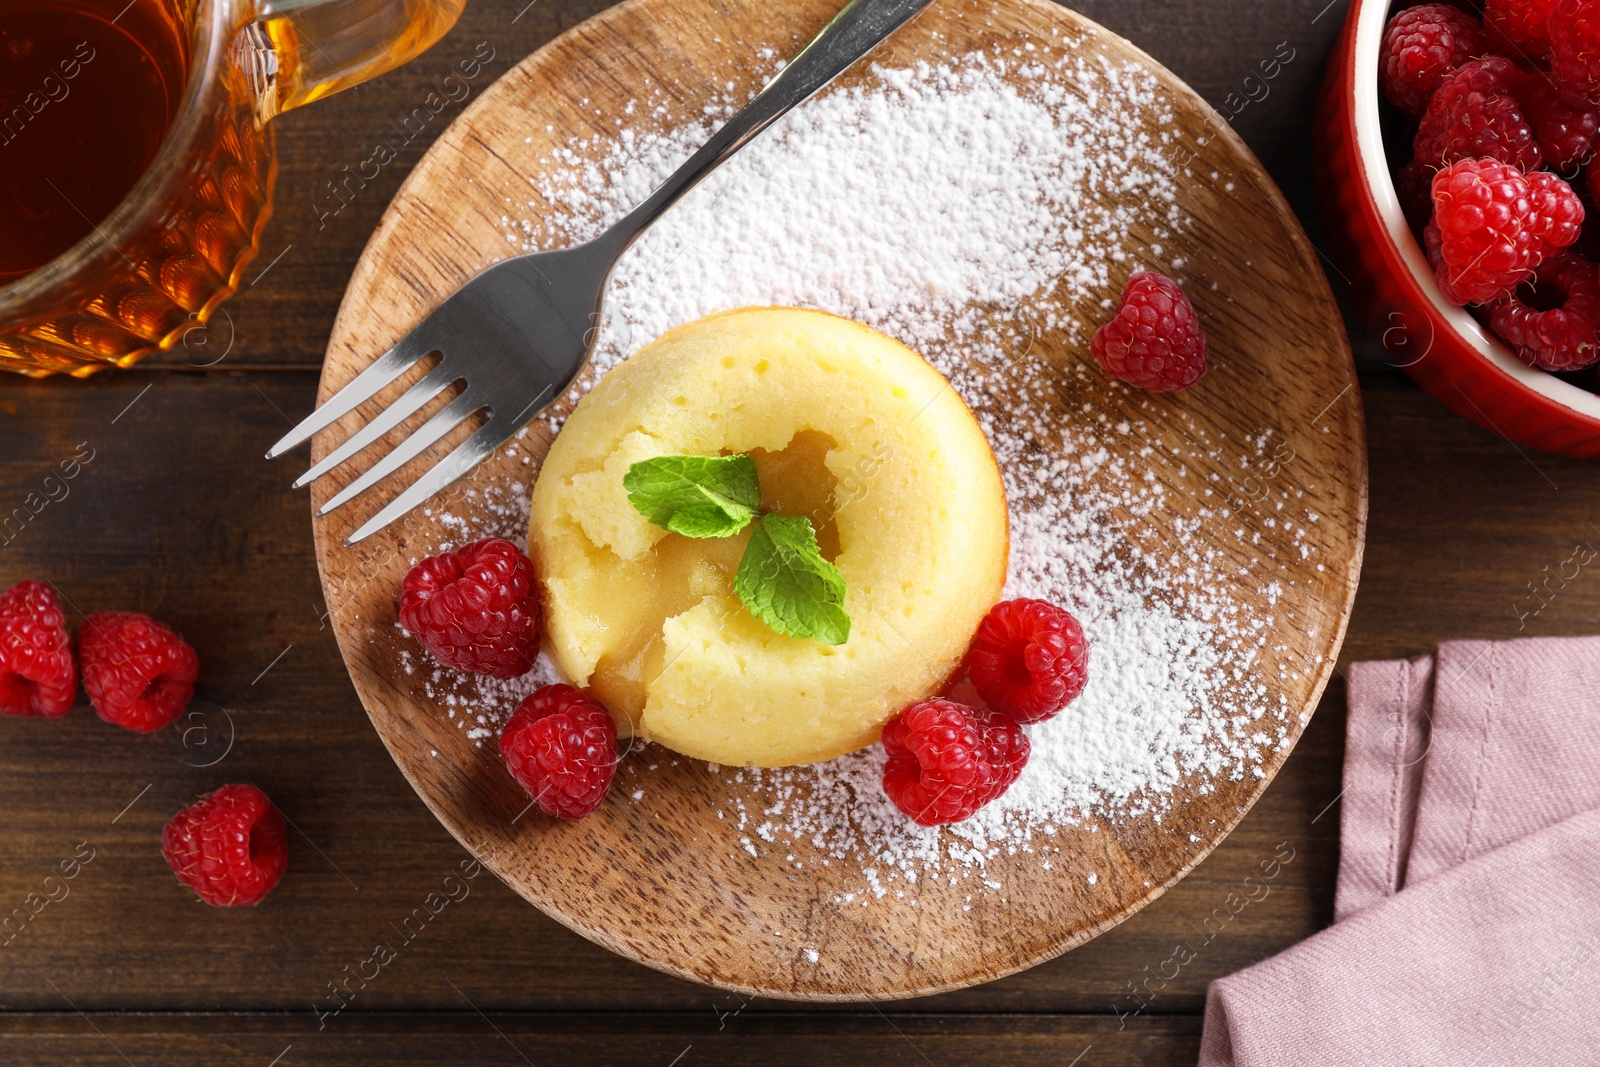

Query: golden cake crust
[{"left": 529, "top": 307, "right": 1008, "bottom": 767}]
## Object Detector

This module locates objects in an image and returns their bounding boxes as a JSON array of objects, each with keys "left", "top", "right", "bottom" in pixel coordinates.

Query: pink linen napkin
[{"left": 1198, "top": 637, "right": 1600, "bottom": 1067}]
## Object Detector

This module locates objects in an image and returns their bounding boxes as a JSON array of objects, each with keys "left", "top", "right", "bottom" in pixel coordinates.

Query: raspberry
[
  {"left": 79, "top": 611, "right": 198, "bottom": 733},
  {"left": 161, "top": 784, "right": 288, "bottom": 906},
  {"left": 1425, "top": 220, "right": 1490, "bottom": 304},
  {"left": 967, "top": 598, "right": 1090, "bottom": 725},
  {"left": 1089, "top": 272, "right": 1208, "bottom": 391},
  {"left": 1527, "top": 170, "right": 1588, "bottom": 250},
  {"left": 1550, "top": 0, "right": 1600, "bottom": 105},
  {"left": 1485, "top": 0, "right": 1560, "bottom": 55},
  {"left": 1517, "top": 72, "right": 1600, "bottom": 171},
  {"left": 973, "top": 704, "right": 1030, "bottom": 802},
  {"left": 1423, "top": 220, "right": 1463, "bottom": 302},
  {"left": 500, "top": 684, "right": 617, "bottom": 819},
  {"left": 1427, "top": 158, "right": 1581, "bottom": 304},
  {"left": 1414, "top": 57, "right": 1541, "bottom": 173},
  {"left": 1489, "top": 252, "right": 1600, "bottom": 369},
  {"left": 0, "top": 580, "right": 75, "bottom": 718},
  {"left": 1382, "top": 5, "right": 1487, "bottom": 117},
  {"left": 399, "top": 538, "right": 539, "bottom": 679},
  {"left": 881, "top": 699, "right": 1029, "bottom": 826}
]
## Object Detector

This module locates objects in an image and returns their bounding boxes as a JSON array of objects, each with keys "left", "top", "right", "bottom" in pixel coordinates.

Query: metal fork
[{"left": 268, "top": 0, "right": 935, "bottom": 545}]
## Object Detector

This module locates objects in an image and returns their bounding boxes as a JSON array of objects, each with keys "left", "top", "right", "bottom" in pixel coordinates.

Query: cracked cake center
[{"left": 529, "top": 306, "right": 1009, "bottom": 767}]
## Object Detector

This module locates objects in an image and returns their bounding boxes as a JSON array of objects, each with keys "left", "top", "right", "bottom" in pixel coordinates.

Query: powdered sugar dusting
[
  {"left": 400, "top": 49, "right": 1315, "bottom": 900},
  {"left": 509, "top": 52, "right": 1183, "bottom": 396}
]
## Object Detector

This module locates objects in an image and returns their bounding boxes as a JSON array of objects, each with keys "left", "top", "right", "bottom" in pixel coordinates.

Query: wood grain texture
[
  {"left": 308, "top": 0, "right": 1365, "bottom": 998},
  {"left": 0, "top": 1012, "right": 1201, "bottom": 1066},
  {"left": 2, "top": 367, "right": 1599, "bottom": 1056},
  {"left": 2, "top": 0, "right": 1597, "bottom": 1058}
]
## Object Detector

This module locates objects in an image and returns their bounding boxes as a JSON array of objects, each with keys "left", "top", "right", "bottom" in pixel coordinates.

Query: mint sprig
[
  {"left": 626, "top": 453, "right": 851, "bottom": 644},
  {"left": 622, "top": 454, "right": 760, "bottom": 538},
  {"left": 734, "top": 514, "right": 850, "bottom": 645}
]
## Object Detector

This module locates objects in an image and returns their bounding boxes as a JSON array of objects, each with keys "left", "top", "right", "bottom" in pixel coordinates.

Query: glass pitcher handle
[{"left": 238, "top": 0, "right": 468, "bottom": 120}]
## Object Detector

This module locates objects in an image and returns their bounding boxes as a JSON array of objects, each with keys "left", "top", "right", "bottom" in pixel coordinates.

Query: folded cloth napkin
[{"left": 1199, "top": 637, "right": 1600, "bottom": 1067}]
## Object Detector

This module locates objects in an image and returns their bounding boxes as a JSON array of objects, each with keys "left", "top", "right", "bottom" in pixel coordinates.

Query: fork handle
[{"left": 605, "top": 0, "right": 936, "bottom": 249}]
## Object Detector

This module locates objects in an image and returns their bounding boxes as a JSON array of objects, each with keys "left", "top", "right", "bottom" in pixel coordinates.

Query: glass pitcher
[{"left": 0, "top": 0, "right": 465, "bottom": 377}]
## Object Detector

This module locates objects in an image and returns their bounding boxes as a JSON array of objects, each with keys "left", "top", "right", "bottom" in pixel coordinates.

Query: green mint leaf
[
  {"left": 734, "top": 514, "right": 851, "bottom": 645},
  {"left": 624, "top": 453, "right": 761, "bottom": 538}
]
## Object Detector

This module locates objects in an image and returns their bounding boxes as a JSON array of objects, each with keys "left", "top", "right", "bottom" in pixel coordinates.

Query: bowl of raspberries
[{"left": 1317, "top": 0, "right": 1600, "bottom": 457}]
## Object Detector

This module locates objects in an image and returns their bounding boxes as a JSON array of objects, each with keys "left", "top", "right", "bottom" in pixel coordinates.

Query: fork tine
[
  {"left": 291, "top": 359, "right": 460, "bottom": 489},
  {"left": 342, "top": 415, "right": 521, "bottom": 546},
  {"left": 316, "top": 391, "right": 481, "bottom": 516},
  {"left": 266, "top": 329, "right": 432, "bottom": 459}
]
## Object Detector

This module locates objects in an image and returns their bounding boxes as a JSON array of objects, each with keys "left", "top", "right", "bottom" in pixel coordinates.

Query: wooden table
[{"left": 2, "top": 1, "right": 1595, "bottom": 1063}]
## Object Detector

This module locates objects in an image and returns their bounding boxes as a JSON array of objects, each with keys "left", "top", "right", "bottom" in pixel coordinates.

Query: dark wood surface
[{"left": 2, "top": 0, "right": 1596, "bottom": 1063}]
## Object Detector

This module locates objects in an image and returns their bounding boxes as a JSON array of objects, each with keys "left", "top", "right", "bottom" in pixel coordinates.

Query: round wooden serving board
[{"left": 311, "top": 0, "right": 1367, "bottom": 999}]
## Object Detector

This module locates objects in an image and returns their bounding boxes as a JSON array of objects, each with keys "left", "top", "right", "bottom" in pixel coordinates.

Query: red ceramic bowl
[{"left": 1315, "top": 0, "right": 1600, "bottom": 457}]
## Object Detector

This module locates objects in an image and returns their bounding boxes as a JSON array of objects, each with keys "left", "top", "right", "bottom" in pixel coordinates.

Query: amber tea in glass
[{"left": 0, "top": 0, "right": 465, "bottom": 376}]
